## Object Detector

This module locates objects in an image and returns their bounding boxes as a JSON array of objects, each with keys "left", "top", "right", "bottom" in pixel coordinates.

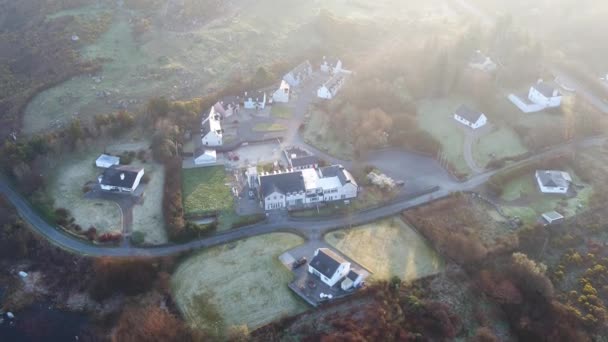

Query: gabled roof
[
  {"left": 285, "top": 147, "right": 319, "bottom": 167},
  {"left": 347, "top": 269, "right": 363, "bottom": 281},
  {"left": 542, "top": 211, "right": 564, "bottom": 222},
  {"left": 96, "top": 154, "right": 120, "bottom": 166},
  {"left": 202, "top": 107, "right": 222, "bottom": 137},
  {"left": 322, "top": 73, "right": 346, "bottom": 90},
  {"left": 244, "top": 90, "right": 266, "bottom": 102},
  {"left": 322, "top": 56, "right": 340, "bottom": 66},
  {"left": 536, "top": 170, "right": 572, "bottom": 188},
  {"left": 310, "top": 248, "right": 347, "bottom": 279},
  {"left": 454, "top": 105, "right": 484, "bottom": 123},
  {"left": 532, "top": 82, "right": 560, "bottom": 98},
  {"left": 320, "top": 165, "right": 357, "bottom": 186},
  {"left": 259, "top": 171, "right": 305, "bottom": 197},
  {"left": 99, "top": 165, "right": 142, "bottom": 188},
  {"left": 288, "top": 60, "right": 312, "bottom": 76},
  {"left": 219, "top": 95, "right": 241, "bottom": 107}
]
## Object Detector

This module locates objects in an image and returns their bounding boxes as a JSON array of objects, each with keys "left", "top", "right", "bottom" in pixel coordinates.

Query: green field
[
  {"left": 417, "top": 98, "right": 469, "bottom": 175},
  {"left": 302, "top": 110, "right": 354, "bottom": 160},
  {"left": 252, "top": 122, "right": 287, "bottom": 132},
  {"left": 131, "top": 161, "right": 167, "bottom": 245},
  {"left": 182, "top": 166, "right": 233, "bottom": 217},
  {"left": 271, "top": 105, "right": 293, "bottom": 119},
  {"left": 473, "top": 126, "right": 528, "bottom": 168},
  {"left": 325, "top": 218, "right": 445, "bottom": 282},
  {"left": 171, "top": 233, "right": 306, "bottom": 336}
]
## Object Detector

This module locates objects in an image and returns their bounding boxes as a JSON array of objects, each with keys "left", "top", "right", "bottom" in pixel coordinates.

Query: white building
[
  {"left": 341, "top": 269, "right": 365, "bottom": 291},
  {"left": 194, "top": 150, "right": 217, "bottom": 166},
  {"left": 95, "top": 154, "right": 120, "bottom": 168},
  {"left": 509, "top": 80, "right": 563, "bottom": 113},
  {"left": 283, "top": 60, "right": 313, "bottom": 87},
  {"left": 535, "top": 170, "right": 572, "bottom": 194},
  {"left": 453, "top": 105, "right": 488, "bottom": 130},
  {"left": 98, "top": 165, "right": 144, "bottom": 193},
  {"left": 272, "top": 80, "right": 290, "bottom": 103},
  {"left": 317, "top": 73, "right": 347, "bottom": 100},
  {"left": 308, "top": 248, "right": 351, "bottom": 287},
  {"left": 214, "top": 96, "right": 241, "bottom": 117},
  {"left": 320, "top": 56, "right": 343, "bottom": 74},
  {"left": 259, "top": 165, "right": 358, "bottom": 211},
  {"left": 201, "top": 107, "right": 223, "bottom": 147},
  {"left": 243, "top": 91, "right": 266, "bottom": 110},
  {"left": 468, "top": 50, "right": 497, "bottom": 72}
]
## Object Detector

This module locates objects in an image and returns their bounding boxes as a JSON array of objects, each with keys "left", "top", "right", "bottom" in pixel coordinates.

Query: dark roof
[
  {"left": 454, "top": 105, "right": 484, "bottom": 123},
  {"left": 220, "top": 95, "right": 241, "bottom": 107},
  {"left": 310, "top": 248, "right": 347, "bottom": 279},
  {"left": 320, "top": 165, "right": 355, "bottom": 186},
  {"left": 259, "top": 171, "right": 305, "bottom": 197},
  {"left": 288, "top": 60, "right": 312, "bottom": 76},
  {"left": 244, "top": 91, "right": 265, "bottom": 102},
  {"left": 347, "top": 269, "right": 362, "bottom": 281},
  {"left": 536, "top": 170, "right": 570, "bottom": 188},
  {"left": 99, "top": 165, "right": 142, "bottom": 188},
  {"left": 201, "top": 117, "right": 211, "bottom": 136},
  {"left": 285, "top": 147, "right": 319, "bottom": 167},
  {"left": 533, "top": 82, "right": 560, "bottom": 98}
]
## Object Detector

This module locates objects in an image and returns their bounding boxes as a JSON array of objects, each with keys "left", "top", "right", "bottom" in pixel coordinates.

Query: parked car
[
  {"left": 293, "top": 257, "right": 307, "bottom": 269},
  {"left": 248, "top": 190, "right": 255, "bottom": 199}
]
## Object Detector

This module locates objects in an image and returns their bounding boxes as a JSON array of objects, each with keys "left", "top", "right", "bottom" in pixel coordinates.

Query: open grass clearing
[
  {"left": 325, "top": 217, "right": 444, "bottom": 282},
  {"left": 171, "top": 233, "right": 306, "bottom": 335},
  {"left": 131, "top": 161, "right": 167, "bottom": 245},
  {"left": 417, "top": 97, "right": 469, "bottom": 175},
  {"left": 252, "top": 122, "right": 287, "bottom": 132},
  {"left": 182, "top": 166, "right": 233, "bottom": 216},
  {"left": 47, "top": 149, "right": 121, "bottom": 234},
  {"left": 473, "top": 125, "right": 528, "bottom": 168},
  {"left": 271, "top": 105, "right": 293, "bottom": 119},
  {"left": 302, "top": 110, "right": 354, "bottom": 160}
]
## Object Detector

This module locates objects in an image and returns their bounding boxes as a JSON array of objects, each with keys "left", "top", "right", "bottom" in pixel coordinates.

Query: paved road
[{"left": 1, "top": 135, "right": 605, "bottom": 258}]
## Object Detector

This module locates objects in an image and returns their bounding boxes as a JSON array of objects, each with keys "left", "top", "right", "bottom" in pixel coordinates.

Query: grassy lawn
[
  {"left": 500, "top": 171, "right": 593, "bottom": 225},
  {"left": 417, "top": 98, "right": 469, "bottom": 175},
  {"left": 271, "top": 105, "right": 292, "bottom": 119},
  {"left": 473, "top": 126, "right": 528, "bottom": 168},
  {"left": 131, "top": 161, "right": 167, "bottom": 245},
  {"left": 252, "top": 122, "right": 287, "bottom": 132},
  {"left": 302, "top": 110, "right": 354, "bottom": 160},
  {"left": 171, "top": 233, "right": 307, "bottom": 336},
  {"left": 182, "top": 166, "right": 233, "bottom": 217},
  {"left": 325, "top": 217, "right": 445, "bottom": 282},
  {"left": 47, "top": 149, "right": 122, "bottom": 234}
]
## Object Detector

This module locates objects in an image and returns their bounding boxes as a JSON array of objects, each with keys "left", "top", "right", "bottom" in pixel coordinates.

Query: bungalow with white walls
[
  {"left": 95, "top": 154, "right": 120, "bottom": 169},
  {"left": 308, "top": 248, "right": 351, "bottom": 287},
  {"left": 468, "top": 50, "right": 497, "bottom": 72},
  {"left": 194, "top": 150, "right": 217, "bottom": 166},
  {"left": 214, "top": 96, "right": 241, "bottom": 117},
  {"left": 98, "top": 165, "right": 144, "bottom": 193},
  {"left": 258, "top": 165, "right": 358, "bottom": 211},
  {"left": 453, "top": 105, "right": 487, "bottom": 130},
  {"left": 283, "top": 60, "right": 313, "bottom": 87},
  {"left": 201, "top": 107, "right": 223, "bottom": 147},
  {"left": 320, "top": 56, "right": 343, "bottom": 74},
  {"left": 509, "top": 80, "right": 562, "bottom": 113},
  {"left": 284, "top": 147, "right": 319, "bottom": 170},
  {"left": 243, "top": 91, "right": 266, "bottom": 110},
  {"left": 536, "top": 170, "right": 572, "bottom": 194},
  {"left": 272, "top": 80, "right": 290, "bottom": 103},
  {"left": 317, "top": 73, "right": 347, "bottom": 100}
]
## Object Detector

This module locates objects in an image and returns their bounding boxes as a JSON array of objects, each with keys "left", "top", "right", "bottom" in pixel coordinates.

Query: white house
[
  {"left": 201, "top": 107, "right": 223, "bottom": 147},
  {"left": 308, "top": 248, "right": 351, "bottom": 287},
  {"left": 468, "top": 50, "right": 497, "bottom": 72},
  {"left": 258, "top": 165, "right": 358, "bottom": 211},
  {"left": 194, "top": 150, "right": 217, "bottom": 166},
  {"left": 283, "top": 60, "right": 313, "bottom": 87},
  {"left": 453, "top": 105, "right": 488, "bottom": 130},
  {"left": 341, "top": 269, "right": 365, "bottom": 291},
  {"left": 98, "top": 165, "right": 144, "bottom": 193},
  {"left": 317, "top": 73, "right": 347, "bottom": 100},
  {"left": 320, "top": 56, "right": 343, "bottom": 74},
  {"left": 214, "top": 96, "right": 241, "bottom": 117},
  {"left": 243, "top": 91, "right": 266, "bottom": 110},
  {"left": 95, "top": 154, "right": 120, "bottom": 169},
  {"left": 284, "top": 147, "right": 319, "bottom": 170},
  {"left": 535, "top": 170, "right": 572, "bottom": 194},
  {"left": 272, "top": 80, "right": 290, "bottom": 103},
  {"left": 509, "top": 80, "right": 562, "bottom": 113}
]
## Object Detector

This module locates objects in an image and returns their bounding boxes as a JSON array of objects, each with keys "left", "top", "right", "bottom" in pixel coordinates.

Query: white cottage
[
  {"left": 95, "top": 154, "right": 120, "bottom": 169},
  {"left": 320, "top": 56, "right": 343, "bottom": 74},
  {"left": 308, "top": 248, "right": 351, "bottom": 287},
  {"left": 98, "top": 165, "right": 144, "bottom": 193},
  {"left": 509, "top": 80, "right": 562, "bottom": 113},
  {"left": 272, "top": 80, "right": 291, "bottom": 103},
  {"left": 453, "top": 105, "right": 487, "bottom": 130},
  {"left": 194, "top": 150, "right": 217, "bottom": 166},
  {"left": 214, "top": 96, "right": 241, "bottom": 117},
  {"left": 201, "top": 107, "right": 223, "bottom": 147},
  {"left": 283, "top": 60, "right": 313, "bottom": 87},
  {"left": 536, "top": 170, "right": 572, "bottom": 194},
  {"left": 317, "top": 73, "right": 347, "bottom": 100},
  {"left": 243, "top": 91, "right": 266, "bottom": 110}
]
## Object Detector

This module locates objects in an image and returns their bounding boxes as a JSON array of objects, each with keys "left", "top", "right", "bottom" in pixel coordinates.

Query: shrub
[{"left": 131, "top": 231, "right": 146, "bottom": 245}]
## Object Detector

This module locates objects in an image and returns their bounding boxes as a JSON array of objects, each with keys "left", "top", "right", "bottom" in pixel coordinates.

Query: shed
[
  {"left": 194, "top": 150, "right": 217, "bottom": 166},
  {"left": 542, "top": 211, "right": 565, "bottom": 226},
  {"left": 96, "top": 154, "right": 120, "bottom": 168}
]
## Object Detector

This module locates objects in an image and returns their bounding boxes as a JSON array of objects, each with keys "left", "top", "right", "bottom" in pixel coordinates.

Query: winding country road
[{"left": 1, "top": 135, "right": 605, "bottom": 258}]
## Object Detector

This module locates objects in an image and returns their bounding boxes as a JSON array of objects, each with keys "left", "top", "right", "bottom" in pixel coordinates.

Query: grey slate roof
[
  {"left": 454, "top": 105, "right": 484, "bottom": 123},
  {"left": 347, "top": 269, "right": 362, "bottom": 281},
  {"left": 288, "top": 60, "right": 312, "bottom": 76},
  {"left": 310, "top": 248, "right": 347, "bottom": 279},
  {"left": 99, "top": 165, "right": 142, "bottom": 188},
  {"left": 260, "top": 172, "right": 305, "bottom": 197},
  {"left": 533, "top": 82, "right": 560, "bottom": 98},
  {"left": 320, "top": 165, "right": 355, "bottom": 186},
  {"left": 536, "top": 170, "right": 571, "bottom": 188},
  {"left": 220, "top": 95, "right": 241, "bottom": 107},
  {"left": 201, "top": 117, "right": 211, "bottom": 136},
  {"left": 285, "top": 147, "right": 319, "bottom": 167}
]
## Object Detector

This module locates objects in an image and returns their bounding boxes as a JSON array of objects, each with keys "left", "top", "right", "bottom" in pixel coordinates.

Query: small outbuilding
[
  {"left": 453, "top": 105, "right": 487, "bottom": 130},
  {"left": 194, "top": 150, "right": 217, "bottom": 166},
  {"left": 541, "top": 211, "right": 565, "bottom": 226},
  {"left": 96, "top": 154, "right": 120, "bottom": 168}
]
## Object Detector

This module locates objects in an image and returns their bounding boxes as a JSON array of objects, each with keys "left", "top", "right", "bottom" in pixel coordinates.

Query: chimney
[{"left": 120, "top": 173, "right": 125, "bottom": 180}]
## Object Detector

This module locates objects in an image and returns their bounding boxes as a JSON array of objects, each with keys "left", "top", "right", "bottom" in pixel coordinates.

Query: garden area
[
  {"left": 325, "top": 217, "right": 445, "bottom": 282},
  {"left": 130, "top": 161, "right": 167, "bottom": 245},
  {"left": 252, "top": 122, "right": 287, "bottom": 132},
  {"left": 271, "top": 105, "right": 293, "bottom": 119},
  {"left": 171, "top": 233, "right": 307, "bottom": 338},
  {"left": 182, "top": 166, "right": 234, "bottom": 217},
  {"left": 472, "top": 125, "right": 528, "bottom": 168},
  {"left": 302, "top": 110, "right": 354, "bottom": 160}
]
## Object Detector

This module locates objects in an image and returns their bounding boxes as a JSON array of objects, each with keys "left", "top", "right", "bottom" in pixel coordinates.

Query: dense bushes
[
  {"left": 89, "top": 257, "right": 158, "bottom": 301},
  {"left": 162, "top": 158, "right": 186, "bottom": 241},
  {"left": 111, "top": 305, "right": 200, "bottom": 342}
]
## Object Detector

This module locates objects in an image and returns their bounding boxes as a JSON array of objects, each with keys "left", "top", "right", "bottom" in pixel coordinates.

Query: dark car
[{"left": 293, "top": 257, "right": 307, "bottom": 269}]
